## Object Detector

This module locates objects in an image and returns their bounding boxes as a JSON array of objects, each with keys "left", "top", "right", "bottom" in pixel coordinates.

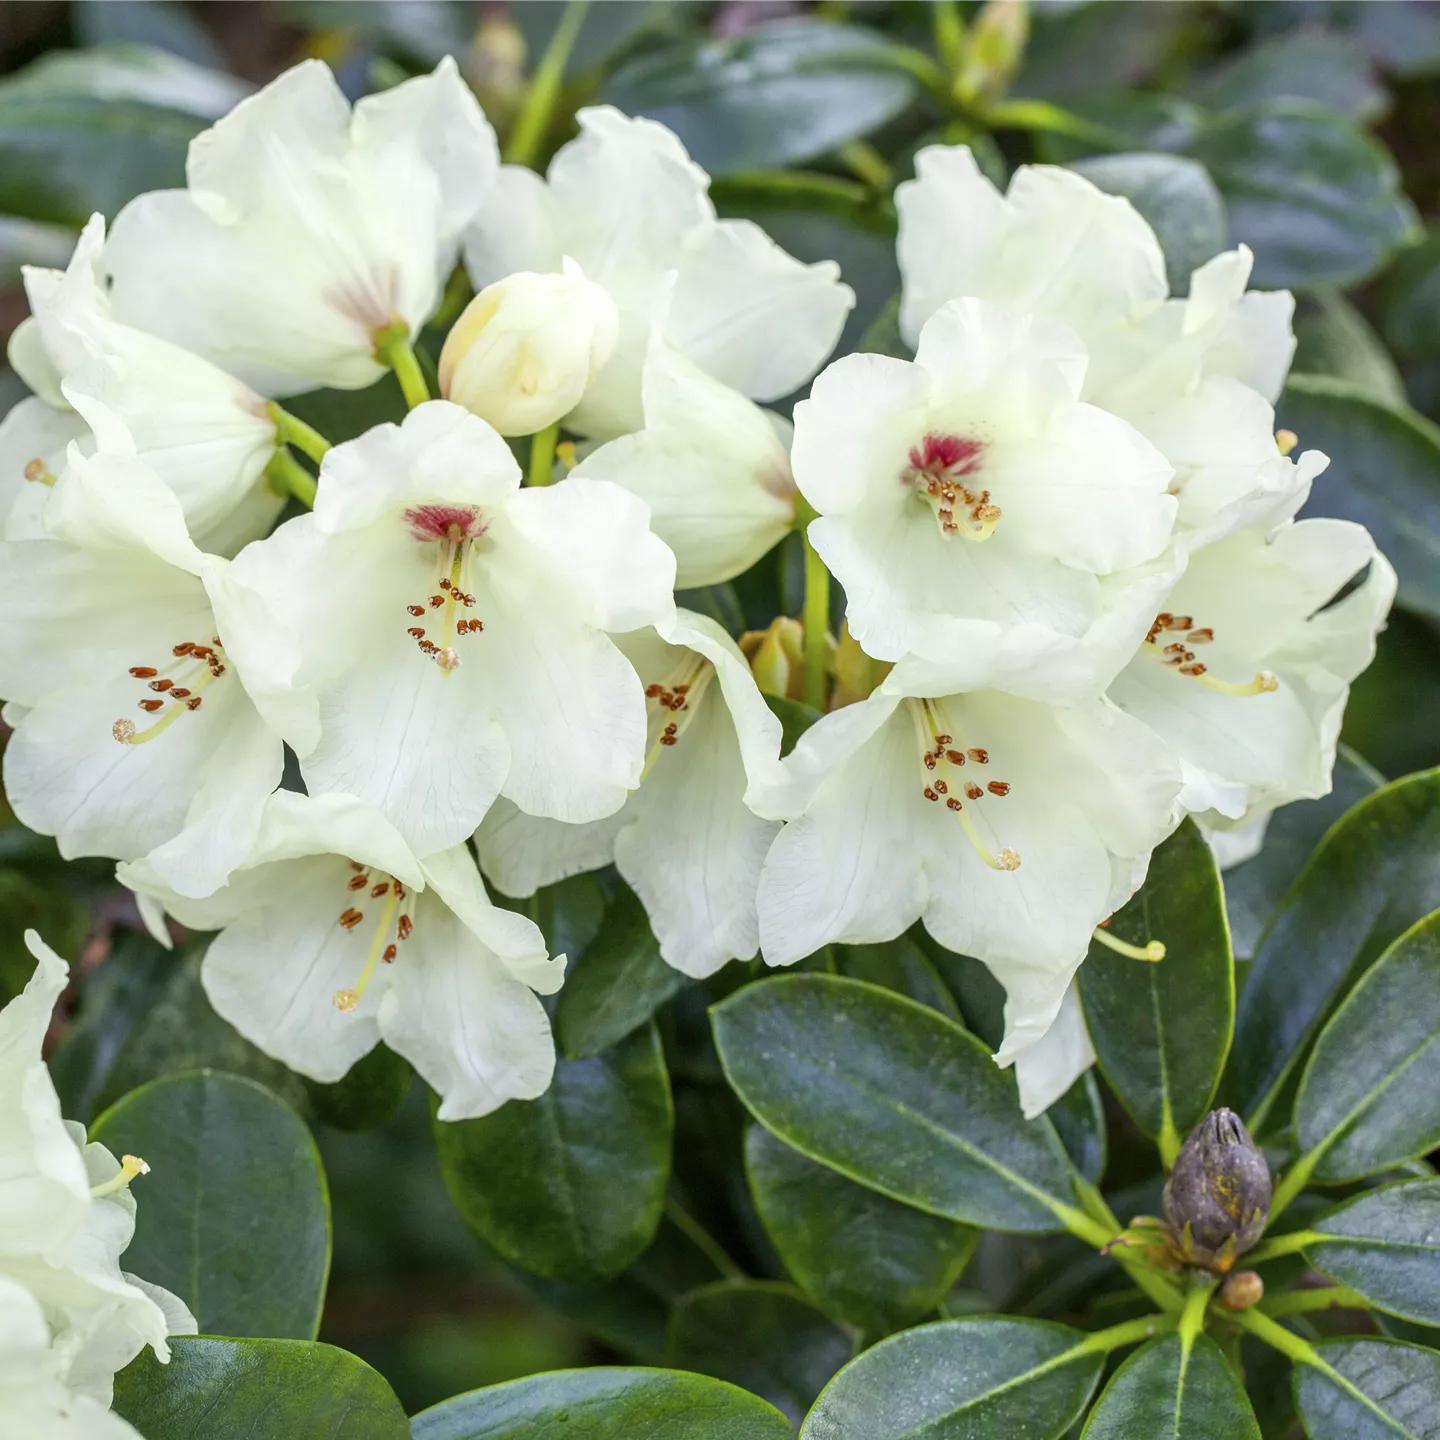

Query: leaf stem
[
  {"left": 1091, "top": 926, "right": 1166, "bottom": 962},
  {"left": 839, "top": 140, "right": 892, "bottom": 191},
  {"left": 265, "top": 447, "right": 317, "bottom": 508},
  {"left": 1054, "top": 1198, "right": 1185, "bottom": 1314},
  {"left": 505, "top": 0, "right": 589, "bottom": 167},
  {"left": 268, "top": 403, "right": 331, "bottom": 464},
  {"left": 1179, "top": 1277, "right": 1216, "bottom": 1349},
  {"left": 664, "top": 1196, "right": 745, "bottom": 1281},
  {"left": 1268, "top": 1147, "right": 1322, "bottom": 1226},
  {"left": 1078, "top": 1309, "right": 1179, "bottom": 1354},
  {"left": 1243, "top": 1228, "right": 1322, "bottom": 1265},
  {"left": 373, "top": 323, "right": 431, "bottom": 409},
  {"left": 527, "top": 422, "right": 560, "bottom": 487},
  {"left": 1260, "top": 1284, "right": 1370, "bottom": 1319},
  {"left": 932, "top": 0, "right": 965, "bottom": 73},
  {"left": 801, "top": 516, "right": 830, "bottom": 712}
]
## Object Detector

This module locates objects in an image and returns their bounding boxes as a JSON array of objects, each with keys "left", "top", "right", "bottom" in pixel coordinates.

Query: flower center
[
  {"left": 401, "top": 506, "right": 488, "bottom": 674},
  {"left": 903, "top": 432, "right": 1001, "bottom": 542},
  {"left": 112, "top": 638, "right": 228, "bottom": 745},
  {"left": 639, "top": 653, "right": 716, "bottom": 782},
  {"left": 1144, "top": 613, "right": 1278, "bottom": 697},
  {"left": 332, "top": 864, "right": 417, "bottom": 1013},
  {"left": 907, "top": 698, "right": 1020, "bottom": 871}
]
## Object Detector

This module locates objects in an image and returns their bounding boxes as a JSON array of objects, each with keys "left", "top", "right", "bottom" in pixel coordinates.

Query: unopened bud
[
  {"left": 830, "top": 621, "right": 892, "bottom": 710},
  {"left": 742, "top": 617, "right": 804, "bottom": 699},
  {"left": 1217, "top": 1271, "right": 1264, "bottom": 1310},
  {"left": 954, "top": 0, "right": 1030, "bottom": 107},
  {"left": 438, "top": 260, "right": 618, "bottom": 437},
  {"left": 1163, "top": 1108, "right": 1272, "bottom": 1270}
]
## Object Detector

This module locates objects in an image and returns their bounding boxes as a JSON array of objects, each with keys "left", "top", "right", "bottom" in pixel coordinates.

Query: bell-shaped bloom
[
  {"left": 224, "top": 400, "right": 676, "bottom": 856},
  {"left": 100, "top": 58, "right": 496, "bottom": 396},
  {"left": 0, "top": 447, "right": 285, "bottom": 897},
  {"left": 573, "top": 343, "right": 797, "bottom": 587},
  {"left": 14, "top": 215, "right": 283, "bottom": 556},
  {"left": 793, "top": 296, "right": 1178, "bottom": 691},
  {"left": 463, "top": 105, "right": 853, "bottom": 439},
  {"left": 478, "top": 611, "right": 786, "bottom": 978},
  {"left": 896, "top": 147, "right": 1308, "bottom": 548},
  {"left": 0, "top": 933, "right": 195, "bottom": 1413},
  {"left": 439, "top": 259, "right": 619, "bottom": 437},
  {"left": 1108, "top": 513, "right": 1396, "bottom": 834},
  {"left": 755, "top": 658, "right": 1182, "bottom": 1079},
  {"left": 121, "top": 793, "right": 565, "bottom": 1121}
]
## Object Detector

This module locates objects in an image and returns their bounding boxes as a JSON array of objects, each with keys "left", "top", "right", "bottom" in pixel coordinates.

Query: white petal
[
  {"left": 475, "top": 797, "right": 624, "bottom": 898},
  {"left": 0, "top": 399, "right": 89, "bottom": 541},
  {"left": 378, "top": 889, "right": 556, "bottom": 1121},
  {"left": 1010, "top": 981, "right": 1097, "bottom": 1119}
]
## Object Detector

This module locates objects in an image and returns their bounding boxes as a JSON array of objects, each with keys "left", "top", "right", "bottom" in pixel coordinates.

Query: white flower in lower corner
[
  {"left": 120, "top": 792, "right": 565, "bottom": 1121},
  {"left": 225, "top": 399, "right": 676, "bottom": 857},
  {"left": 477, "top": 610, "right": 787, "bottom": 979},
  {"left": 573, "top": 343, "right": 797, "bottom": 588},
  {"left": 0, "top": 932, "right": 195, "bottom": 1422},
  {"left": 99, "top": 58, "right": 497, "bottom": 396},
  {"left": 463, "top": 105, "right": 853, "bottom": 440},
  {"left": 755, "top": 662, "right": 1182, "bottom": 1083},
  {"left": 793, "top": 296, "right": 1178, "bottom": 691},
  {"left": 0, "top": 448, "right": 284, "bottom": 897},
  {"left": 1108, "top": 514, "right": 1397, "bottom": 835}
]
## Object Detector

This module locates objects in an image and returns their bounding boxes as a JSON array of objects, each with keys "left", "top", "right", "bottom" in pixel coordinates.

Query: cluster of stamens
[
  {"left": 639, "top": 654, "right": 715, "bottom": 782},
  {"left": 402, "top": 507, "right": 487, "bottom": 674},
  {"left": 332, "top": 863, "right": 416, "bottom": 1013},
  {"left": 912, "top": 700, "right": 1020, "bottom": 871},
  {"left": 112, "top": 638, "right": 226, "bottom": 745},
  {"left": 1145, "top": 613, "right": 1277, "bottom": 698},
  {"left": 903, "top": 433, "right": 1001, "bottom": 542}
]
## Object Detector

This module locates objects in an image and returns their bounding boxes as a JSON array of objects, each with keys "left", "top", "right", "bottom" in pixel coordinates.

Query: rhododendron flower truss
[
  {"left": 793, "top": 296, "right": 1178, "bottom": 688},
  {"left": 226, "top": 400, "right": 676, "bottom": 856},
  {"left": 100, "top": 58, "right": 496, "bottom": 396},
  {"left": 1, "top": 933, "right": 195, "bottom": 1415},
  {"left": 463, "top": 105, "right": 854, "bottom": 439},
  {"left": 478, "top": 611, "right": 787, "bottom": 979},
  {"left": 757, "top": 665, "right": 1182, "bottom": 1077},
  {"left": 11, "top": 215, "right": 283, "bottom": 556},
  {"left": 573, "top": 343, "right": 797, "bottom": 588},
  {"left": 121, "top": 793, "right": 564, "bottom": 1122},
  {"left": 1109, "top": 515, "right": 1397, "bottom": 833},
  {"left": 0, "top": 449, "right": 284, "bottom": 898}
]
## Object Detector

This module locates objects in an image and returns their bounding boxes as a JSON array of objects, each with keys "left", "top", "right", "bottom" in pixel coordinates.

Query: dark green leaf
[
  {"left": 1188, "top": 101, "right": 1419, "bottom": 289},
  {"left": 1081, "top": 1334, "right": 1261, "bottom": 1439},
  {"left": 744, "top": 1125, "right": 976, "bottom": 1334},
  {"left": 0, "top": 91, "right": 202, "bottom": 225},
  {"left": 711, "top": 974, "right": 1078, "bottom": 1232},
  {"left": 602, "top": 20, "right": 920, "bottom": 176},
  {"left": 1342, "top": 611, "right": 1440, "bottom": 781},
  {"left": 1293, "top": 910, "right": 1440, "bottom": 1183},
  {"left": 1035, "top": 90, "right": 1205, "bottom": 164},
  {"left": 1223, "top": 747, "right": 1385, "bottom": 962},
  {"left": 675, "top": 582, "right": 746, "bottom": 639},
  {"left": 1280, "top": 376, "right": 1440, "bottom": 621},
  {"left": 1071, "top": 152, "right": 1227, "bottom": 292},
  {"left": 1231, "top": 768, "right": 1440, "bottom": 1131},
  {"left": 0, "top": 43, "right": 249, "bottom": 119},
  {"left": 1016, "top": 2, "right": 1187, "bottom": 100},
  {"left": 833, "top": 934, "right": 961, "bottom": 1020},
  {"left": 411, "top": 1367, "right": 794, "bottom": 1440},
  {"left": 1293, "top": 290, "right": 1408, "bottom": 409},
  {"left": 434, "top": 1024, "right": 673, "bottom": 1282},
  {"left": 73, "top": 1, "right": 228, "bottom": 69},
  {"left": 667, "top": 1281, "right": 855, "bottom": 1426},
  {"left": 1078, "top": 821, "right": 1233, "bottom": 1156},
  {"left": 303, "top": 1042, "right": 411, "bottom": 1133},
  {"left": 856, "top": 291, "right": 908, "bottom": 360},
  {"left": 763, "top": 693, "right": 822, "bottom": 758},
  {"left": 277, "top": 0, "right": 472, "bottom": 65},
  {"left": 1050, "top": 1071, "right": 1108, "bottom": 1186},
  {"left": 0, "top": 869, "right": 88, "bottom": 1005},
  {"left": 556, "top": 882, "right": 687, "bottom": 1059},
  {"left": 90, "top": 1070, "right": 330, "bottom": 1340},
  {"left": 1379, "top": 229, "right": 1440, "bottom": 361},
  {"left": 1190, "top": 31, "right": 1386, "bottom": 122},
  {"left": 800, "top": 1317, "right": 1104, "bottom": 1439},
  {"left": 511, "top": 2, "right": 666, "bottom": 80},
  {"left": 113, "top": 1336, "right": 406, "bottom": 1439},
  {"left": 1308, "top": 1179, "right": 1440, "bottom": 1325},
  {"left": 1294, "top": 1338, "right": 1440, "bottom": 1440}
]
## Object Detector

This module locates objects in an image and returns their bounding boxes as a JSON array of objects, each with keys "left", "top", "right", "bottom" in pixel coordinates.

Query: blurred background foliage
[{"left": 3, "top": 0, "right": 1440, "bottom": 1420}]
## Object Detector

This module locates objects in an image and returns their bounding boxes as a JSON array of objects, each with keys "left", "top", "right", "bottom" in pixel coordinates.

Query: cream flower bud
[{"left": 438, "top": 259, "right": 618, "bottom": 437}]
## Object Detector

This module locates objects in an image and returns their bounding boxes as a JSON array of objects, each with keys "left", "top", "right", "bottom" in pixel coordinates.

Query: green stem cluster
[{"left": 373, "top": 323, "right": 431, "bottom": 409}]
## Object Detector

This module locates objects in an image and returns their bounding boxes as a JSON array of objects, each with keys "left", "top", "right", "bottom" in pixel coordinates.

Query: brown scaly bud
[
  {"left": 1163, "top": 1108, "right": 1272, "bottom": 1272},
  {"left": 1217, "top": 1271, "right": 1264, "bottom": 1310}
]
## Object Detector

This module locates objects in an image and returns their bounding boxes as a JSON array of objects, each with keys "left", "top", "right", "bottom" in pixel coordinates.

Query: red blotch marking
[
  {"left": 909, "top": 432, "right": 985, "bottom": 476},
  {"left": 403, "top": 504, "right": 487, "bottom": 542}
]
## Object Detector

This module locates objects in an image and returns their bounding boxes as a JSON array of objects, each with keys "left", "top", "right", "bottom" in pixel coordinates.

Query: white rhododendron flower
[
  {"left": 0, "top": 933, "right": 195, "bottom": 1418},
  {"left": 1012, "top": 981, "right": 1096, "bottom": 1120},
  {"left": 463, "top": 105, "right": 854, "bottom": 439},
  {"left": 756, "top": 661, "right": 1182, "bottom": 1075},
  {"left": 573, "top": 343, "right": 797, "bottom": 588},
  {"left": 121, "top": 793, "right": 565, "bottom": 1122},
  {"left": 439, "top": 259, "right": 620, "bottom": 437},
  {"left": 792, "top": 296, "right": 1178, "bottom": 687},
  {"left": 100, "top": 58, "right": 496, "bottom": 396},
  {"left": 225, "top": 400, "right": 676, "bottom": 856},
  {"left": 478, "top": 611, "right": 787, "bottom": 978},
  {"left": 0, "top": 448, "right": 284, "bottom": 897},
  {"left": 12, "top": 215, "right": 283, "bottom": 556},
  {"left": 0, "top": 398, "right": 89, "bottom": 541},
  {"left": 1109, "top": 513, "right": 1396, "bottom": 834}
]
